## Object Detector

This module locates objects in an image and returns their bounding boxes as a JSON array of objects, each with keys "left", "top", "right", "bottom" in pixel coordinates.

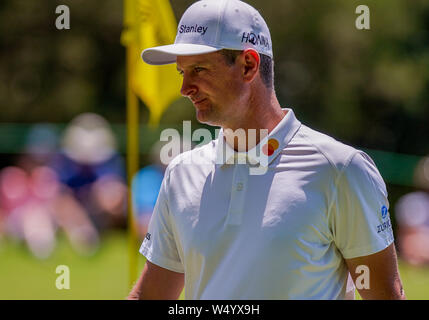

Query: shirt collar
[{"left": 215, "top": 108, "right": 301, "bottom": 167}]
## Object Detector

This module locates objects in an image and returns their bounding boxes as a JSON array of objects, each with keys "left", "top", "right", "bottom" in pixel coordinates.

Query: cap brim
[{"left": 141, "top": 43, "right": 222, "bottom": 65}]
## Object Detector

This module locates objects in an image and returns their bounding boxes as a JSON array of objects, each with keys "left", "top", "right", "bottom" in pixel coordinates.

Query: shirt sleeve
[
  {"left": 331, "top": 151, "right": 395, "bottom": 259},
  {"left": 139, "top": 167, "right": 184, "bottom": 273}
]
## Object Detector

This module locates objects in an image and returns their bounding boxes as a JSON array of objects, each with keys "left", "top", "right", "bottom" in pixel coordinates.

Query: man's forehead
[{"left": 176, "top": 52, "right": 224, "bottom": 69}]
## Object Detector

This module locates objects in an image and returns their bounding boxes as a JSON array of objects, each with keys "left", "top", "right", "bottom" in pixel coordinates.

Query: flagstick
[{"left": 126, "top": 45, "right": 140, "bottom": 290}]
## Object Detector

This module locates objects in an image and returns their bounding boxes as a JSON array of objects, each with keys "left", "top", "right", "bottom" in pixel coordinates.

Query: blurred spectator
[
  {"left": 0, "top": 124, "right": 63, "bottom": 259},
  {"left": 395, "top": 156, "right": 429, "bottom": 266},
  {"left": 0, "top": 115, "right": 128, "bottom": 259},
  {"left": 53, "top": 113, "right": 128, "bottom": 232},
  {"left": 0, "top": 165, "right": 58, "bottom": 259},
  {"left": 0, "top": 124, "right": 101, "bottom": 258},
  {"left": 132, "top": 138, "right": 193, "bottom": 239},
  {"left": 132, "top": 142, "right": 166, "bottom": 239}
]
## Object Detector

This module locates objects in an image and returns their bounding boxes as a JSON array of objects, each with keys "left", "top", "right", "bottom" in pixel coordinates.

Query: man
[{"left": 128, "top": 0, "right": 405, "bottom": 299}]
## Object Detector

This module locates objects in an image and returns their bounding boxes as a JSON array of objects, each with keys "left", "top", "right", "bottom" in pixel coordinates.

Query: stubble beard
[{"left": 195, "top": 100, "right": 222, "bottom": 127}]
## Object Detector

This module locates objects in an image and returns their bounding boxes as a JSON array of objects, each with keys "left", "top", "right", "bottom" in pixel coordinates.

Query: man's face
[{"left": 176, "top": 52, "right": 246, "bottom": 127}]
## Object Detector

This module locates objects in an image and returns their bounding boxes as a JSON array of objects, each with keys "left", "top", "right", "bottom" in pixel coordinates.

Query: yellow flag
[{"left": 122, "top": 0, "right": 182, "bottom": 126}]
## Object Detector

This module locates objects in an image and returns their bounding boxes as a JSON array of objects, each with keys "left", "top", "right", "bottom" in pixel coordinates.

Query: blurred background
[{"left": 0, "top": 0, "right": 429, "bottom": 299}]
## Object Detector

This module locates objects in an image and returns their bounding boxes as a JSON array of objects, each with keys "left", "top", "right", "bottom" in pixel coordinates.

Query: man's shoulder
[{"left": 294, "top": 124, "right": 360, "bottom": 172}]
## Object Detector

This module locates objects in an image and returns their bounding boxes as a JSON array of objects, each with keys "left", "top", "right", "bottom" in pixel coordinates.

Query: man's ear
[{"left": 241, "top": 49, "right": 260, "bottom": 83}]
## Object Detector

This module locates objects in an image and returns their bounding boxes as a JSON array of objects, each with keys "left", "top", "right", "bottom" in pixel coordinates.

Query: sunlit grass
[{"left": 0, "top": 232, "right": 427, "bottom": 300}]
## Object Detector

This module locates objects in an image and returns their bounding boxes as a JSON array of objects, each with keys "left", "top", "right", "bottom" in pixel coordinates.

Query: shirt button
[{"left": 236, "top": 183, "right": 243, "bottom": 191}]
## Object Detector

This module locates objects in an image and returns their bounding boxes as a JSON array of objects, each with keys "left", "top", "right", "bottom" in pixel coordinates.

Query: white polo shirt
[{"left": 140, "top": 108, "right": 394, "bottom": 299}]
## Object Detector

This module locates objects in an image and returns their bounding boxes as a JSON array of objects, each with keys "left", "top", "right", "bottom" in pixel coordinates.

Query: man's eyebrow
[{"left": 176, "top": 61, "right": 211, "bottom": 71}]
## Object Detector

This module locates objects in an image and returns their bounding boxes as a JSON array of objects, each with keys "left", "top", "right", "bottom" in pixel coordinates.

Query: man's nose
[{"left": 180, "top": 75, "right": 197, "bottom": 97}]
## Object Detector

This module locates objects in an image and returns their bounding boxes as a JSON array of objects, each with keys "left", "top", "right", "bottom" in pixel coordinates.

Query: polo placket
[{"left": 225, "top": 155, "right": 249, "bottom": 226}]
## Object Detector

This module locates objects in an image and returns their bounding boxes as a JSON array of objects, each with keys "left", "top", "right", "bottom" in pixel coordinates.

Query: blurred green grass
[
  {"left": 0, "top": 231, "right": 136, "bottom": 299},
  {"left": 0, "top": 231, "right": 427, "bottom": 300}
]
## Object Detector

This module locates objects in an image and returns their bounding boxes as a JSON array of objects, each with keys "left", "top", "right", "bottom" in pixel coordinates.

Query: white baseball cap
[{"left": 142, "top": 0, "right": 273, "bottom": 65}]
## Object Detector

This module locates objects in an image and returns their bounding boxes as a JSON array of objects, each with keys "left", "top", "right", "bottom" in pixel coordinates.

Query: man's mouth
[{"left": 193, "top": 98, "right": 207, "bottom": 106}]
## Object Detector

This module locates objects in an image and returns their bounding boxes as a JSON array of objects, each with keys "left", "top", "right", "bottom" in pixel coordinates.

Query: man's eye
[
  {"left": 194, "top": 67, "right": 205, "bottom": 73},
  {"left": 177, "top": 70, "right": 184, "bottom": 76}
]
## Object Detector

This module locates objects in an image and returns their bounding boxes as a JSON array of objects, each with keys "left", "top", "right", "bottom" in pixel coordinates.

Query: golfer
[{"left": 128, "top": 0, "right": 405, "bottom": 299}]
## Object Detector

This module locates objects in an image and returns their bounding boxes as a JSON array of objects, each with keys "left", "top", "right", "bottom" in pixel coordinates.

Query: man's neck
[{"left": 223, "top": 92, "right": 286, "bottom": 152}]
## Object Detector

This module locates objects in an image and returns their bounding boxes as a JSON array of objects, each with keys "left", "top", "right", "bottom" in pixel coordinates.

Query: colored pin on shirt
[{"left": 262, "top": 138, "right": 279, "bottom": 156}]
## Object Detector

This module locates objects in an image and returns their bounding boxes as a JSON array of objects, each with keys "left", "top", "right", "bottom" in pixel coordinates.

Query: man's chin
[{"left": 196, "top": 109, "right": 218, "bottom": 126}]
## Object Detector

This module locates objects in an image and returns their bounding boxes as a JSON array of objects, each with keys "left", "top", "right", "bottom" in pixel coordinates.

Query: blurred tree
[{"left": 0, "top": 0, "right": 427, "bottom": 154}]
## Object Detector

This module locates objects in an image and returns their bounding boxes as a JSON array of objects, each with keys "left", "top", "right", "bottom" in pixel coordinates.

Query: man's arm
[
  {"left": 345, "top": 243, "right": 406, "bottom": 300},
  {"left": 127, "top": 260, "right": 184, "bottom": 300}
]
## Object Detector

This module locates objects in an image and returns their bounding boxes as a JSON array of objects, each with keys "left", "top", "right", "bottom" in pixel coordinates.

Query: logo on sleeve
[
  {"left": 381, "top": 205, "right": 388, "bottom": 219},
  {"left": 145, "top": 232, "right": 151, "bottom": 241},
  {"left": 377, "top": 205, "right": 392, "bottom": 233}
]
